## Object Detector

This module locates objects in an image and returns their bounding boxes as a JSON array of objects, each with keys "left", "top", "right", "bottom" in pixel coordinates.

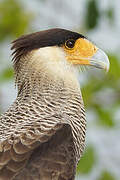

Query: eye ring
[{"left": 65, "top": 39, "right": 75, "bottom": 49}]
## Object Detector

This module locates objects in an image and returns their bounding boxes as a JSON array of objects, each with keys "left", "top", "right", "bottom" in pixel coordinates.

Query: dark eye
[{"left": 65, "top": 39, "right": 75, "bottom": 49}]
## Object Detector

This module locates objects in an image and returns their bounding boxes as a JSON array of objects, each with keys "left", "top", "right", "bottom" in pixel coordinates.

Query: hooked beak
[{"left": 89, "top": 49, "right": 110, "bottom": 72}]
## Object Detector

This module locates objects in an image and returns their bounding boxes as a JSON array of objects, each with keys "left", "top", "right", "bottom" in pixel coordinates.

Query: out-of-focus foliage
[
  {"left": 77, "top": 146, "right": 96, "bottom": 174},
  {"left": 0, "top": 0, "right": 32, "bottom": 41},
  {"left": 0, "top": 68, "right": 14, "bottom": 83},
  {"left": 98, "top": 171, "right": 115, "bottom": 180},
  {"left": 107, "top": 7, "right": 114, "bottom": 24},
  {"left": 85, "top": 0, "right": 100, "bottom": 30}
]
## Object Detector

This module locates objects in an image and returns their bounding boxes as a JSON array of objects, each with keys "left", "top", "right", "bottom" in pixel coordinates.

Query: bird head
[{"left": 11, "top": 28, "right": 109, "bottom": 89}]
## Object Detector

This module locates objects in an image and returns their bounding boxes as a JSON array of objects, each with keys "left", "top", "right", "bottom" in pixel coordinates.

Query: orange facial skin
[{"left": 63, "top": 38, "right": 98, "bottom": 65}]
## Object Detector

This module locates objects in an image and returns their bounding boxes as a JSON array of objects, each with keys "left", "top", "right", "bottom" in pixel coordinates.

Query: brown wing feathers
[{"left": 0, "top": 122, "right": 64, "bottom": 179}]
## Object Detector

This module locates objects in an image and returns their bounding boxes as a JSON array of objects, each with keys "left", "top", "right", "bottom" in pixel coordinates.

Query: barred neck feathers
[{"left": 14, "top": 46, "right": 80, "bottom": 96}]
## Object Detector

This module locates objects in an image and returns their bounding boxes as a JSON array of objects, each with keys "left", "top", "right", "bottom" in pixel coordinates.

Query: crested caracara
[{"left": 0, "top": 28, "right": 109, "bottom": 180}]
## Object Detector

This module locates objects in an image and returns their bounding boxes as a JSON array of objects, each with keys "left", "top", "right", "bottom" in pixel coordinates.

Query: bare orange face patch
[{"left": 63, "top": 38, "right": 98, "bottom": 65}]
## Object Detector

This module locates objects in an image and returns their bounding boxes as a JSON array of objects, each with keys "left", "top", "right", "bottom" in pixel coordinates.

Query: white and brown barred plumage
[{"left": 0, "top": 28, "right": 109, "bottom": 180}]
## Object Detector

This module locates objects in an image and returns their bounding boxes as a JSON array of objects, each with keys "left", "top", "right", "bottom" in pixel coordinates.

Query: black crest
[{"left": 11, "top": 28, "right": 85, "bottom": 64}]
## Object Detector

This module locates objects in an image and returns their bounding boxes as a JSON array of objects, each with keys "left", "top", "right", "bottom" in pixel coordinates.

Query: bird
[{"left": 0, "top": 28, "right": 109, "bottom": 180}]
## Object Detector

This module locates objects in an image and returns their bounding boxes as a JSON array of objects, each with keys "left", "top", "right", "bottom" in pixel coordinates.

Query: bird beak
[
  {"left": 65, "top": 38, "right": 110, "bottom": 72},
  {"left": 89, "top": 48, "right": 110, "bottom": 72}
]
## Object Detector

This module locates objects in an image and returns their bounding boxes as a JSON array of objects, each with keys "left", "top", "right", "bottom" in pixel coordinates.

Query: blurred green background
[{"left": 0, "top": 0, "right": 120, "bottom": 180}]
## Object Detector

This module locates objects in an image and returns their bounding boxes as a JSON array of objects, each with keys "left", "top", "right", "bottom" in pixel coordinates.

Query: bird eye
[{"left": 65, "top": 39, "right": 75, "bottom": 49}]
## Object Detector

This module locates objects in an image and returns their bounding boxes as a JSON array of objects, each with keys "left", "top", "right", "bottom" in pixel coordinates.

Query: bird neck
[{"left": 14, "top": 49, "right": 80, "bottom": 99}]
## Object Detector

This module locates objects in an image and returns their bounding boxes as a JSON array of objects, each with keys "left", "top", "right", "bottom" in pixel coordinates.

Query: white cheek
[
  {"left": 30, "top": 46, "right": 80, "bottom": 84},
  {"left": 31, "top": 46, "right": 67, "bottom": 73},
  {"left": 33, "top": 46, "right": 66, "bottom": 64}
]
